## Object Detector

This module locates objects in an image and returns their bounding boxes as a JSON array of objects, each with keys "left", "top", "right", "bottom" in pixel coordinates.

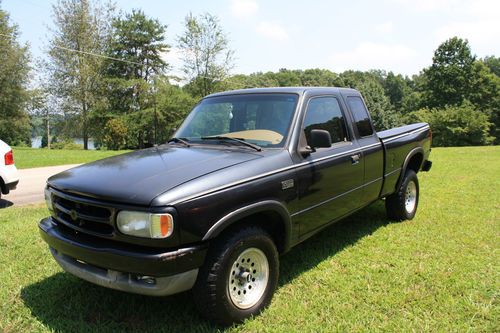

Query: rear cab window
[{"left": 346, "top": 96, "right": 374, "bottom": 137}]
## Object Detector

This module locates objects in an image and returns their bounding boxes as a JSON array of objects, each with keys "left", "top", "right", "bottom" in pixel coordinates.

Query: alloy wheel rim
[
  {"left": 228, "top": 247, "right": 269, "bottom": 309},
  {"left": 405, "top": 180, "right": 417, "bottom": 214}
]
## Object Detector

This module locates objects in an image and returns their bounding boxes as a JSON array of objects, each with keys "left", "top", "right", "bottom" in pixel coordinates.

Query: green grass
[
  {"left": 12, "top": 147, "right": 130, "bottom": 169},
  {"left": 0, "top": 146, "right": 498, "bottom": 332}
]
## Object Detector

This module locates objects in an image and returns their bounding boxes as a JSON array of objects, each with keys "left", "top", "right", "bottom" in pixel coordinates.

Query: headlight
[
  {"left": 44, "top": 187, "right": 54, "bottom": 215},
  {"left": 116, "top": 211, "right": 174, "bottom": 239}
]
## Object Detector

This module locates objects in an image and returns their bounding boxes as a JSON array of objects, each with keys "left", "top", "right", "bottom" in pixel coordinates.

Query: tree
[
  {"left": 483, "top": 56, "right": 500, "bottom": 77},
  {"left": 106, "top": 9, "right": 168, "bottom": 81},
  {"left": 469, "top": 61, "right": 500, "bottom": 143},
  {"left": 383, "top": 72, "right": 413, "bottom": 113},
  {"left": 46, "top": 0, "right": 114, "bottom": 149},
  {"left": 103, "top": 9, "right": 169, "bottom": 148},
  {"left": 178, "top": 13, "right": 234, "bottom": 97},
  {"left": 0, "top": 7, "right": 31, "bottom": 146},
  {"left": 422, "top": 37, "right": 476, "bottom": 108},
  {"left": 28, "top": 89, "right": 52, "bottom": 149},
  {"left": 154, "top": 79, "right": 197, "bottom": 141}
]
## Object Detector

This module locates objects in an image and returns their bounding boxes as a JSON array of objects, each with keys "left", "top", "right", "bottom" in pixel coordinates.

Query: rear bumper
[
  {"left": 1, "top": 178, "right": 19, "bottom": 195},
  {"left": 0, "top": 164, "right": 19, "bottom": 194},
  {"left": 39, "top": 217, "right": 208, "bottom": 296}
]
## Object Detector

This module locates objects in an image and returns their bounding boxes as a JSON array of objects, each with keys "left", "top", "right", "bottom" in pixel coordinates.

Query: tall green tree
[
  {"left": 383, "top": 72, "right": 413, "bottom": 113},
  {"left": 46, "top": 0, "right": 114, "bottom": 149},
  {"left": 178, "top": 13, "right": 234, "bottom": 97},
  {"left": 106, "top": 9, "right": 168, "bottom": 81},
  {"left": 27, "top": 89, "right": 52, "bottom": 148},
  {"left": 103, "top": 9, "right": 169, "bottom": 148},
  {"left": 483, "top": 56, "right": 500, "bottom": 77},
  {"left": 422, "top": 37, "right": 476, "bottom": 108},
  {"left": 0, "top": 6, "right": 31, "bottom": 145}
]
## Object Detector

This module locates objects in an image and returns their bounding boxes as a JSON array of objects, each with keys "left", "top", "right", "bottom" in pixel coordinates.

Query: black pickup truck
[{"left": 39, "top": 87, "right": 432, "bottom": 324}]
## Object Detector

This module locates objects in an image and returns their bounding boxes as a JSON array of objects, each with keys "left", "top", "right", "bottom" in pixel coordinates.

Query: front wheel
[
  {"left": 385, "top": 169, "right": 419, "bottom": 221},
  {"left": 193, "top": 227, "right": 279, "bottom": 325}
]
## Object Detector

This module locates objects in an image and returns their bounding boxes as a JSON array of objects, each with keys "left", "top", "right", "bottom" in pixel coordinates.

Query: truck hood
[{"left": 47, "top": 145, "right": 262, "bottom": 206}]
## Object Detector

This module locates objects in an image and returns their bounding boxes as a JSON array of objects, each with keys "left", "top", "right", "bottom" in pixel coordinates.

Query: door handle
[{"left": 351, "top": 154, "right": 360, "bottom": 164}]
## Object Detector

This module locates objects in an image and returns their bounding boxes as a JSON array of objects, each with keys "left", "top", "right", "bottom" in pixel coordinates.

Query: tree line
[{"left": 1, "top": 0, "right": 499, "bottom": 149}]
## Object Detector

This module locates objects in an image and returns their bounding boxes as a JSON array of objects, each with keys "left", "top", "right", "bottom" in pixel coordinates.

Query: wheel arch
[
  {"left": 202, "top": 200, "right": 292, "bottom": 254},
  {"left": 0, "top": 176, "right": 6, "bottom": 195},
  {"left": 396, "top": 147, "right": 424, "bottom": 190}
]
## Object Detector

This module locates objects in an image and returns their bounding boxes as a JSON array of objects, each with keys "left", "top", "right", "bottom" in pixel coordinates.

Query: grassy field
[
  {"left": 0, "top": 146, "right": 498, "bottom": 332},
  {"left": 12, "top": 147, "right": 130, "bottom": 169}
]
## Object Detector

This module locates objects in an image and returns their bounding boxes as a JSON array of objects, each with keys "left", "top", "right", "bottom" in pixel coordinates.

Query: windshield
[{"left": 175, "top": 94, "right": 298, "bottom": 148}]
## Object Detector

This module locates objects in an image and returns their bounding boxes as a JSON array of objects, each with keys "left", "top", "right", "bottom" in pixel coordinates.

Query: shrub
[
  {"left": 407, "top": 102, "right": 494, "bottom": 146},
  {"left": 103, "top": 118, "right": 128, "bottom": 150},
  {"left": 51, "top": 139, "right": 83, "bottom": 150}
]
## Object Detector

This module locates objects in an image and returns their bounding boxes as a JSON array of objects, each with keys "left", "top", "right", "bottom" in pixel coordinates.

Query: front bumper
[{"left": 39, "top": 217, "right": 207, "bottom": 296}]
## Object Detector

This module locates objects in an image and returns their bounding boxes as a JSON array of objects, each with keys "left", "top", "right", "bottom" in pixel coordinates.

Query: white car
[{"left": 0, "top": 139, "right": 19, "bottom": 199}]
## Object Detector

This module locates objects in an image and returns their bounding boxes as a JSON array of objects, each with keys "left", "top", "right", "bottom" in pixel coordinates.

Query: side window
[
  {"left": 303, "top": 97, "right": 349, "bottom": 146},
  {"left": 347, "top": 96, "right": 373, "bottom": 137}
]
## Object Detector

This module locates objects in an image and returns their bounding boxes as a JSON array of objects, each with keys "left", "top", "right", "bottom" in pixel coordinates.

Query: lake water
[{"left": 31, "top": 136, "right": 96, "bottom": 150}]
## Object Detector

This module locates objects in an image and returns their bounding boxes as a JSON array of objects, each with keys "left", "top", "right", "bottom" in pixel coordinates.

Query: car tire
[
  {"left": 192, "top": 226, "right": 279, "bottom": 326},
  {"left": 385, "top": 169, "right": 419, "bottom": 221}
]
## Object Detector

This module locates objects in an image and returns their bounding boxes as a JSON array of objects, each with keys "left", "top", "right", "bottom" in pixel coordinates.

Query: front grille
[{"left": 51, "top": 191, "right": 115, "bottom": 237}]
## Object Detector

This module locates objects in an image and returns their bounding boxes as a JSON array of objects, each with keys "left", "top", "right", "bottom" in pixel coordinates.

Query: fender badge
[{"left": 281, "top": 179, "right": 294, "bottom": 190}]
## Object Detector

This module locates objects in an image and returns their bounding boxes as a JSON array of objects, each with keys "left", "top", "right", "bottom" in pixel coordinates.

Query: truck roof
[{"left": 206, "top": 87, "right": 360, "bottom": 98}]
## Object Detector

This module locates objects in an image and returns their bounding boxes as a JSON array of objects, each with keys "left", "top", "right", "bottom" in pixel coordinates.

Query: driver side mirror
[{"left": 310, "top": 129, "right": 332, "bottom": 149}]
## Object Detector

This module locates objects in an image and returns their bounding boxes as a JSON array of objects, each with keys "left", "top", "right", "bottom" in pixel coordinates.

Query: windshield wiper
[
  {"left": 168, "top": 137, "right": 191, "bottom": 147},
  {"left": 200, "top": 136, "right": 262, "bottom": 152}
]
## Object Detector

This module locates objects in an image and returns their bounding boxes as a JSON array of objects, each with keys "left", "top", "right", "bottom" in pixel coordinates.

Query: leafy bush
[
  {"left": 103, "top": 118, "right": 128, "bottom": 150},
  {"left": 407, "top": 102, "right": 494, "bottom": 146},
  {"left": 50, "top": 139, "right": 83, "bottom": 150}
]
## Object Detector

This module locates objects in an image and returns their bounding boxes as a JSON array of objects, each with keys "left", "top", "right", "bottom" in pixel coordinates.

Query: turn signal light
[{"left": 151, "top": 214, "right": 174, "bottom": 238}]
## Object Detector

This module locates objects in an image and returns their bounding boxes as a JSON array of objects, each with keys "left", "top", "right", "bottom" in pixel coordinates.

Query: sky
[{"left": 3, "top": 0, "right": 500, "bottom": 78}]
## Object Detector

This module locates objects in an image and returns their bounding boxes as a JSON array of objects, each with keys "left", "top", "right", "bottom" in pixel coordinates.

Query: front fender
[{"left": 202, "top": 200, "right": 292, "bottom": 251}]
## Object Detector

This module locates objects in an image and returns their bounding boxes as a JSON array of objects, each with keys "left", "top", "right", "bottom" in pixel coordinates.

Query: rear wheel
[
  {"left": 193, "top": 226, "right": 279, "bottom": 325},
  {"left": 386, "top": 169, "right": 419, "bottom": 221}
]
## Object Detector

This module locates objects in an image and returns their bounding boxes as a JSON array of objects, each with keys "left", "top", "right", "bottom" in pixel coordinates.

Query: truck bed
[
  {"left": 377, "top": 122, "right": 431, "bottom": 198},
  {"left": 377, "top": 123, "right": 429, "bottom": 141}
]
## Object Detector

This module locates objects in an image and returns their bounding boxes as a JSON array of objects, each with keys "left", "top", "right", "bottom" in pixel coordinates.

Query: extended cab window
[
  {"left": 347, "top": 96, "right": 374, "bottom": 137},
  {"left": 303, "top": 97, "right": 348, "bottom": 145}
]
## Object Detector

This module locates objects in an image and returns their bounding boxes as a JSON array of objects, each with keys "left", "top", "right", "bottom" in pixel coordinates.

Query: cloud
[
  {"left": 230, "top": 0, "right": 259, "bottom": 19},
  {"left": 375, "top": 22, "right": 394, "bottom": 34},
  {"left": 388, "top": 0, "right": 500, "bottom": 16},
  {"left": 435, "top": 20, "right": 500, "bottom": 53},
  {"left": 329, "top": 42, "right": 419, "bottom": 74},
  {"left": 432, "top": 0, "right": 500, "bottom": 53},
  {"left": 386, "top": 0, "right": 459, "bottom": 12},
  {"left": 256, "top": 21, "right": 290, "bottom": 41}
]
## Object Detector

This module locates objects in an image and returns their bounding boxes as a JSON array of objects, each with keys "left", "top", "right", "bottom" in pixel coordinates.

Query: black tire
[
  {"left": 385, "top": 169, "right": 419, "bottom": 221},
  {"left": 192, "top": 226, "right": 279, "bottom": 326}
]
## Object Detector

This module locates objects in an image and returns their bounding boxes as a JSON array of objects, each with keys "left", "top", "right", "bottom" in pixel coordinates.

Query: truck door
[{"left": 295, "top": 96, "right": 365, "bottom": 236}]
